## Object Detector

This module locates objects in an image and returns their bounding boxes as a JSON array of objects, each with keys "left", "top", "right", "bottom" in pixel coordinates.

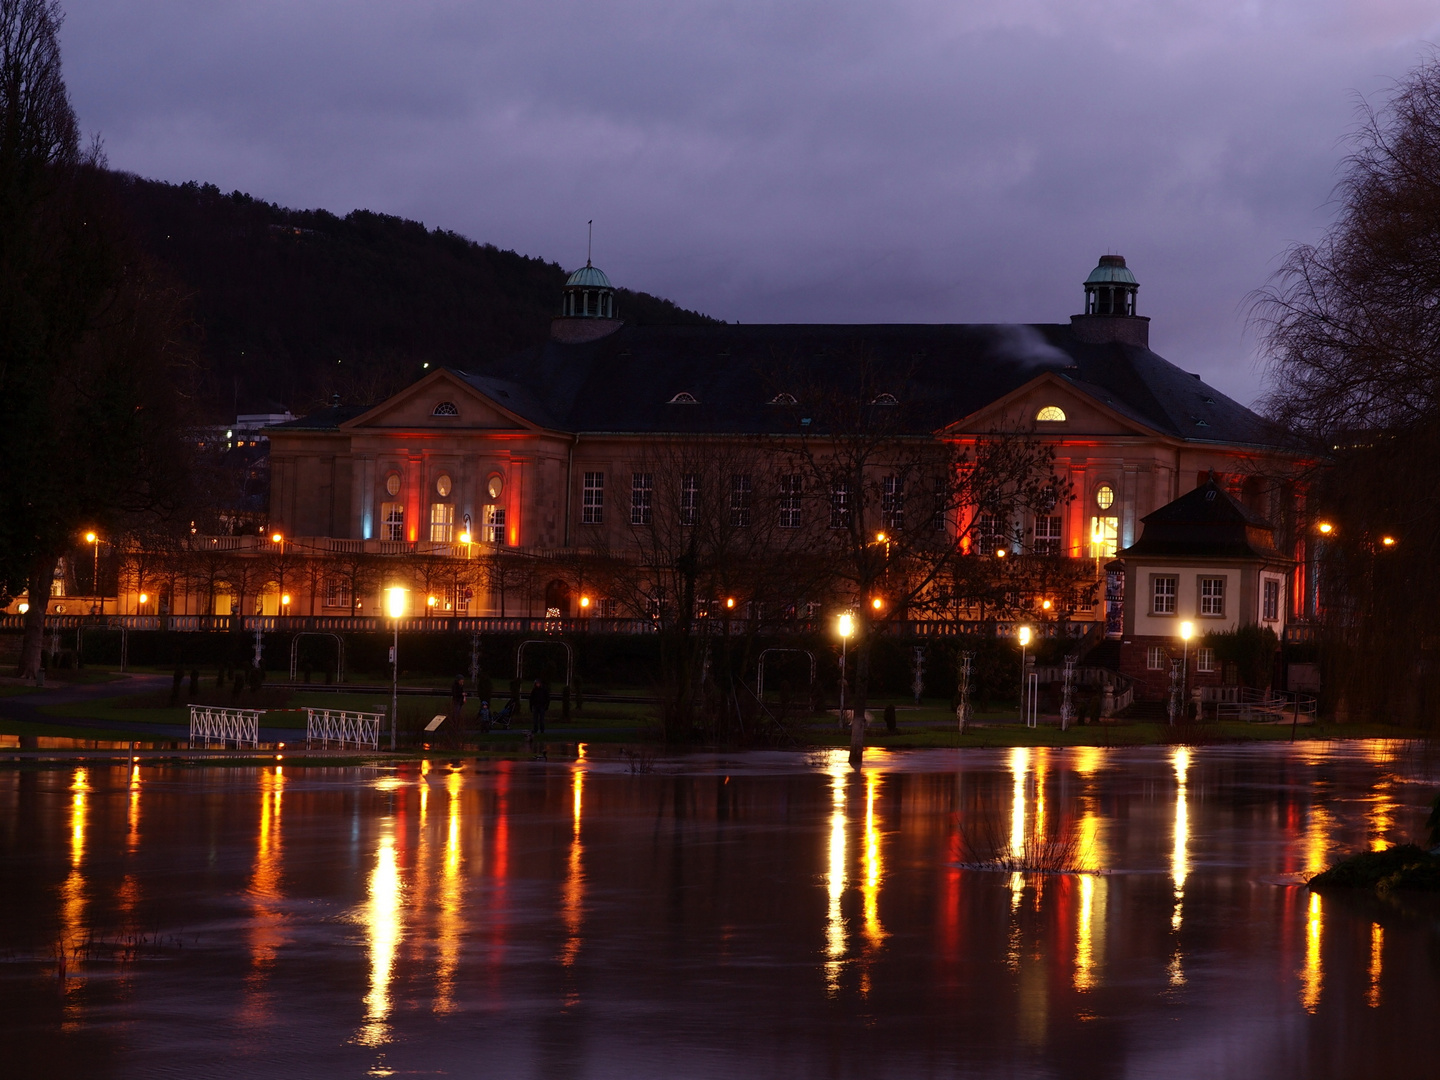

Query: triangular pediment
[
  {"left": 340, "top": 369, "right": 546, "bottom": 433},
  {"left": 942, "top": 372, "right": 1164, "bottom": 439}
]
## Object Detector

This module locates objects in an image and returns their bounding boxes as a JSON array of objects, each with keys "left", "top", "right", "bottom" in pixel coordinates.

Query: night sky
[{"left": 59, "top": 0, "right": 1440, "bottom": 406}]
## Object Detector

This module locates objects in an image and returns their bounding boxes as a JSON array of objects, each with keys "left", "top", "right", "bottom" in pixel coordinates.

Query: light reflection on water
[{"left": 3, "top": 744, "right": 1439, "bottom": 1079}]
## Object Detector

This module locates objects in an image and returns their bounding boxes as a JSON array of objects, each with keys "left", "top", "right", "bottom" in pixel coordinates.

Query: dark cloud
[{"left": 59, "top": 0, "right": 1440, "bottom": 406}]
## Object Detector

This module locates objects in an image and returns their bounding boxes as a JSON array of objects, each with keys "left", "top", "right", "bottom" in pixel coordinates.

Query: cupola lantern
[{"left": 1071, "top": 254, "right": 1150, "bottom": 348}]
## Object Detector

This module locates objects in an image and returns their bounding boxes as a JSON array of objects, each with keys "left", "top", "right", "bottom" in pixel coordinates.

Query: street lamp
[
  {"left": 84, "top": 531, "right": 100, "bottom": 614},
  {"left": 386, "top": 586, "right": 406, "bottom": 750},
  {"left": 1180, "top": 620, "right": 1195, "bottom": 722},
  {"left": 838, "top": 611, "right": 855, "bottom": 730},
  {"left": 1317, "top": 522, "right": 1334, "bottom": 535},
  {"left": 1017, "top": 624, "right": 1032, "bottom": 720}
]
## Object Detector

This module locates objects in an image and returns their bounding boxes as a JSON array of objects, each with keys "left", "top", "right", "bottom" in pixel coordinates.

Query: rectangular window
[
  {"left": 1033, "top": 515, "right": 1062, "bottom": 555},
  {"left": 974, "top": 513, "right": 1003, "bottom": 556},
  {"left": 779, "top": 474, "right": 803, "bottom": 529},
  {"left": 1147, "top": 645, "right": 1166, "bottom": 671},
  {"left": 830, "top": 479, "right": 852, "bottom": 529},
  {"left": 1262, "top": 579, "right": 1280, "bottom": 621},
  {"left": 381, "top": 501, "right": 404, "bottom": 542},
  {"left": 680, "top": 473, "right": 700, "bottom": 526},
  {"left": 483, "top": 503, "right": 506, "bottom": 545},
  {"left": 582, "top": 471, "right": 604, "bottom": 525},
  {"left": 323, "top": 579, "right": 352, "bottom": 609},
  {"left": 730, "top": 474, "right": 752, "bottom": 528},
  {"left": 429, "top": 502, "right": 453, "bottom": 543},
  {"left": 1089, "top": 516, "right": 1119, "bottom": 558},
  {"left": 1199, "top": 576, "right": 1225, "bottom": 616},
  {"left": 1152, "top": 575, "right": 1177, "bottom": 615},
  {"left": 882, "top": 476, "right": 904, "bottom": 531},
  {"left": 932, "top": 478, "right": 949, "bottom": 531},
  {"left": 597, "top": 598, "right": 618, "bottom": 618},
  {"left": 1196, "top": 647, "right": 1216, "bottom": 673},
  {"left": 631, "top": 472, "right": 653, "bottom": 526}
]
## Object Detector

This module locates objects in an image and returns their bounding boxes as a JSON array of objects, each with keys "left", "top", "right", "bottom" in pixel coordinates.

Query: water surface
[{"left": 2, "top": 743, "right": 1437, "bottom": 1079}]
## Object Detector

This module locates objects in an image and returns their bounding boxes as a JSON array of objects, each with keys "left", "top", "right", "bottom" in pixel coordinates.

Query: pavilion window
[{"left": 1199, "top": 576, "right": 1225, "bottom": 616}]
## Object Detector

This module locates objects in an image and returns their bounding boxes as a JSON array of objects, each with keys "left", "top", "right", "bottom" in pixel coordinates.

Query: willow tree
[
  {"left": 1254, "top": 55, "right": 1440, "bottom": 724},
  {"left": 1, "top": 0, "right": 191, "bottom": 676}
]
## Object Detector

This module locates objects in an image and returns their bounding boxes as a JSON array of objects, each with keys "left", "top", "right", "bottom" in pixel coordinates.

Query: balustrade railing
[
  {"left": 305, "top": 708, "right": 382, "bottom": 750},
  {"left": 188, "top": 706, "right": 260, "bottom": 748}
]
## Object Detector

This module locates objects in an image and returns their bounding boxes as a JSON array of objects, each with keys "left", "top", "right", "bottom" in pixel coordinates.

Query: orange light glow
[
  {"left": 1041, "top": 599, "right": 1052, "bottom": 610},
  {"left": 1317, "top": 522, "right": 1333, "bottom": 535},
  {"left": 726, "top": 597, "right": 735, "bottom": 609},
  {"left": 995, "top": 548, "right": 1007, "bottom": 559},
  {"left": 579, "top": 595, "right": 591, "bottom": 609},
  {"left": 1381, "top": 536, "right": 1396, "bottom": 547},
  {"left": 139, "top": 592, "right": 149, "bottom": 605},
  {"left": 280, "top": 593, "right": 290, "bottom": 606},
  {"left": 871, "top": 597, "right": 884, "bottom": 611},
  {"left": 270, "top": 532, "right": 283, "bottom": 544},
  {"left": 84, "top": 531, "right": 97, "bottom": 544},
  {"left": 427, "top": 595, "right": 438, "bottom": 607},
  {"left": 459, "top": 531, "right": 471, "bottom": 544}
]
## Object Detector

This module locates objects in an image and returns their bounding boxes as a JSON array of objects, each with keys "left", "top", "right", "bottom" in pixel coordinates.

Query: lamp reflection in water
[
  {"left": 243, "top": 767, "right": 286, "bottom": 1025},
  {"left": 1008, "top": 746, "right": 1029, "bottom": 912},
  {"left": 434, "top": 768, "right": 465, "bottom": 1013},
  {"left": 127, "top": 763, "right": 142, "bottom": 853},
  {"left": 1073, "top": 748, "right": 1108, "bottom": 992},
  {"left": 1168, "top": 748, "right": 1190, "bottom": 986},
  {"left": 1367, "top": 922, "right": 1383, "bottom": 1008},
  {"left": 559, "top": 767, "right": 585, "bottom": 978},
  {"left": 60, "top": 768, "right": 89, "bottom": 1020},
  {"left": 857, "top": 771, "right": 886, "bottom": 997},
  {"left": 823, "top": 766, "right": 848, "bottom": 995},
  {"left": 358, "top": 821, "right": 402, "bottom": 1048},
  {"left": 1300, "top": 891, "right": 1323, "bottom": 1013}
]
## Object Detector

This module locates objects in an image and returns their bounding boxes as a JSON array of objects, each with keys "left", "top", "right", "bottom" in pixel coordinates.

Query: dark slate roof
[
  {"left": 1120, "top": 479, "right": 1286, "bottom": 561},
  {"left": 467, "top": 323, "right": 1292, "bottom": 446},
  {"left": 266, "top": 404, "right": 370, "bottom": 431},
  {"left": 275, "top": 322, "right": 1294, "bottom": 449}
]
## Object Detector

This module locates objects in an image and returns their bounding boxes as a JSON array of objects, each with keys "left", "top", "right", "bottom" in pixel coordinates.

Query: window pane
[{"left": 583, "top": 471, "right": 604, "bottom": 525}]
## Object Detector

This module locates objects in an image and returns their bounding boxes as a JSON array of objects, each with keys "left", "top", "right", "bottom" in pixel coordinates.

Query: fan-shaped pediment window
[
  {"left": 1036, "top": 405, "right": 1066, "bottom": 422},
  {"left": 871, "top": 393, "right": 899, "bottom": 405},
  {"left": 668, "top": 392, "right": 698, "bottom": 404},
  {"left": 769, "top": 392, "right": 797, "bottom": 405},
  {"left": 432, "top": 401, "right": 459, "bottom": 417}
]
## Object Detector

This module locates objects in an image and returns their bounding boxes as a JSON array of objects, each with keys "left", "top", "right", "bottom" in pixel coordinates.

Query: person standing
[{"left": 528, "top": 678, "right": 550, "bottom": 735}]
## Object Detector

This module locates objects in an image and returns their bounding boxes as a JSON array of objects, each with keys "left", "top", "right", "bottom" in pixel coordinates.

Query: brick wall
[{"left": 1118, "top": 637, "right": 1228, "bottom": 701}]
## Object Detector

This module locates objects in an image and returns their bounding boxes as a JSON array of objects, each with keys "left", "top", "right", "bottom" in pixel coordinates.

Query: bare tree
[{"left": 1253, "top": 54, "right": 1440, "bottom": 724}]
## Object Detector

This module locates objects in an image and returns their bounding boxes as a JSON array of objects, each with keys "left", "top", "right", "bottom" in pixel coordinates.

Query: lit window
[
  {"left": 779, "top": 474, "right": 803, "bottom": 528},
  {"left": 435, "top": 474, "right": 452, "bottom": 497},
  {"left": 324, "top": 579, "right": 352, "bottom": 609},
  {"left": 429, "top": 502, "right": 454, "bottom": 543},
  {"left": 1153, "top": 576, "right": 1177, "bottom": 614},
  {"left": 385, "top": 473, "right": 401, "bottom": 497},
  {"left": 1033, "top": 515, "right": 1062, "bottom": 555},
  {"left": 1036, "top": 406, "right": 1066, "bottom": 422},
  {"left": 582, "top": 472, "right": 604, "bottom": 525},
  {"left": 974, "top": 513, "right": 1004, "bottom": 556},
  {"left": 432, "top": 401, "right": 459, "bottom": 416},
  {"left": 830, "top": 479, "right": 852, "bottom": 529},
  {"left": 730, "top": 474, "right": 752, "bottom": 528},
  {"left": 681, "top": 474, "right": 700, "bottom": 526},
  {"left": 1095, "top": 484, "right": 1115, "bottom": 510},
  {"left": 1263, "top": 579, "right": 1280, "bottom": 621},
  {"left": 631, "top": 472, "right": 653, "bottom": 526},
  {"left": 882, "top": 476, "right": 904, "bottom": 531},
  {"left": 483, "top": 504, "right": 506, "bottom": 544},
  {"left": 381, "top": 502, "right": 404, "bottom": 541},
  {"left": 1199, "top": 576, "right": 1225, "bottom": 616},
  {"left": 1196, "top": 647, "right": 1216, "bottom": 673},
  {"left": 1147, "top": 646, "right": 1167, "bottom": 671},
  {"left": 1089, "top": 515, "right": 1118, "bottom": 557}
]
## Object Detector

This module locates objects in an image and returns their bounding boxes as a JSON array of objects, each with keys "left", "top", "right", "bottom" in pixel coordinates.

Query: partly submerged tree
[
  {"left": 1253, "top": 54, "right": 1440, "bottom": 724},
  {"left": 0, "top": 0, "right": 192, "bottom": 676}
]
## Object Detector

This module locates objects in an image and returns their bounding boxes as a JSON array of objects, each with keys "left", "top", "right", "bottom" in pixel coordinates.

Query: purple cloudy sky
[{"left": 59, "top": 1, "right": 1440, "bottom": 407}]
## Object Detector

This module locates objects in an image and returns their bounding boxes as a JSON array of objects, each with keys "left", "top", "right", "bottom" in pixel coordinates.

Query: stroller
[{"left": 481, "top": 699, "right": 515, "bottom": 732}]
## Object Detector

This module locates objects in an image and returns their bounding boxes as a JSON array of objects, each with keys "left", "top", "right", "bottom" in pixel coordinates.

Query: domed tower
[
  {"left": 1071, "top": 254, "right": 1150, "bottom": 347},
  {"left": 551, "top": 259, "right": 623, "bottom": 343}
]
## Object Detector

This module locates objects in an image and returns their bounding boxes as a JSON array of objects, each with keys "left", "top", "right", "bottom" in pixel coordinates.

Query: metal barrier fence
[
  {"left": 1214, "top": 689, "right": 1318, "bottom": 723},
  {"left": 305, "top": 708, "right": 383, "bottom": 750},
  {"left": 189, "top": 706, "right": 260, "bottom": 748}
]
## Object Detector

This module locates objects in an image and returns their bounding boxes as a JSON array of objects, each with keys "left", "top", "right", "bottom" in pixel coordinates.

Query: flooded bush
[{"left": 1309, "top": 844, "right": 1440, "bottom": 891}]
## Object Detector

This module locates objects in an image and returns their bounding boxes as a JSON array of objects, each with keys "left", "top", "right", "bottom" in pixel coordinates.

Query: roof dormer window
[
  {"left": 1036, "top": 406, "right": 1066, "bottom": 422},
  {"left": 432, "top": 401, "right": 459, "bottom": 417},
  {"left": 668, "top": 392, "right": 699, "bottom": 404},
  {"left": 769, "top": 392, "right": 797, "bottom": 405}
]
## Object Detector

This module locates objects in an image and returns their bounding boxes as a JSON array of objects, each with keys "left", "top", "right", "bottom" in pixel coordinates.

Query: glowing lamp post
[
  {"left": 1180, "top": 620, "right": 1195, "bottom": 722},
  {"left": 387, "top": 587, "right": 406, "bottom": 750},
  {"left": 1017, "top": 624, "right": 1032, "bottom": 721},
  {"left": 85, "top": 531, "right": 100, "bottom": 614},
  {"left": 838, "top": 611, "right": 855, "bottom": 729}
]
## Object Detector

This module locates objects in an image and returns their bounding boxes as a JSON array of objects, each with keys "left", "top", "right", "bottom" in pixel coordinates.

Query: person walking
[{"left": 528, "top": 678, "right": 550, "bottom": 736}]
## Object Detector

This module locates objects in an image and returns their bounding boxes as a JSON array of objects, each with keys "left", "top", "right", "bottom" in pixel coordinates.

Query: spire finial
[{"left": 587, "top": 220, "right": 593, "bottom": 268}]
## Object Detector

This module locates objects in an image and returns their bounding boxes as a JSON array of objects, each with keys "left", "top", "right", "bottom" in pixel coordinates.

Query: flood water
[{"left": 2, "top": 743, "right": 1438, "bottom": 1079}]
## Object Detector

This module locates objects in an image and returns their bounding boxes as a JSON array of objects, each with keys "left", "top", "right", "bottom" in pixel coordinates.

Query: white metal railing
[
  {"left": 1213, "top": 688, "right": 1318, "bottom": 723},
  {"left": 305, "top": 708, "right": 383, "bottom": 750},
  {"left": 189, "top": 705, "right": 260, "bottom": 748}
]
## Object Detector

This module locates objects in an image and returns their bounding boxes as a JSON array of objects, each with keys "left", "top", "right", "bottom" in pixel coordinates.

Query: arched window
[
  {"left": 668, "top": 392, "right": 699, "bottom": 404},
  {"left": 1036, "top": 405, "right": 1066, "bottom": 422},
  {"left": 432, "top": 401, "right": 459, "bottom": 416},
  {"left": 769, "top": 392, "right": 797, "bottom": 405},
  {"left": 871, "top": 393, "right": 899, "bottom": 405}
]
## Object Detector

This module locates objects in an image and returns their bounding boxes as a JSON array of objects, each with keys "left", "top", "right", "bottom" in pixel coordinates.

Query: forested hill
[{"left": 112, "top": 174, "right": 718, "bottom": 419}]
